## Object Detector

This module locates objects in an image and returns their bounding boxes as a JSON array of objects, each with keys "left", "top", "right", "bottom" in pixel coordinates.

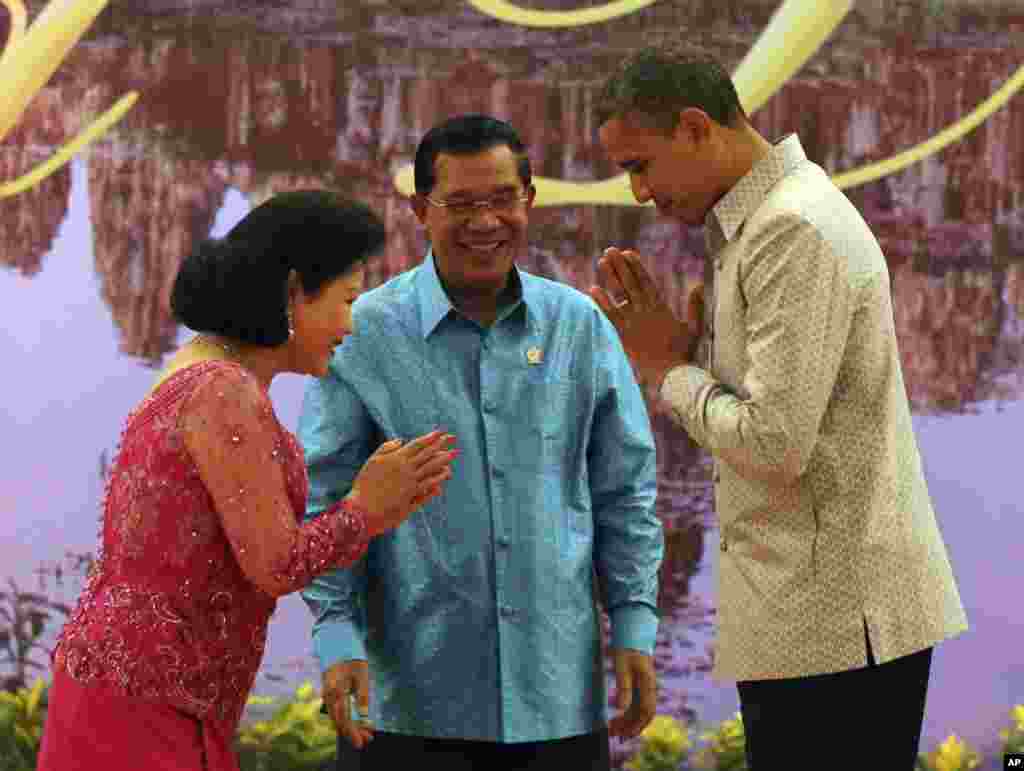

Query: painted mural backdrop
[{"left": 2, "top": 1, "right": 1023, "bottom": 768}]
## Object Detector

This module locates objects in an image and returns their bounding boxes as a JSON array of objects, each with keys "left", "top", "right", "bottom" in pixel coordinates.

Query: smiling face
[
  {"left": 599, "top": 109, "right": 732, "bottom": 227},
  {"left": 412, "top": 144, "right": 535, "bottom": 304},
  {"left": 289, "top": 264, "right": 366, "bottom": 377}
]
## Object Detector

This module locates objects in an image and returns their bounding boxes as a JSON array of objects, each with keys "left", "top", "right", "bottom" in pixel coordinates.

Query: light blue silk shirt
[{"left": 298, "top": 251, "right": 662, "bottom": 742}]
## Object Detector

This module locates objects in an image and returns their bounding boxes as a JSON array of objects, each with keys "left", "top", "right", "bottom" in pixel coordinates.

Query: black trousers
[
  {"left": 335, "top": 726, "right": 610, "bottom": 771},
  {"left": 737, "top": 620, "right": 933, "bottom": 771}
]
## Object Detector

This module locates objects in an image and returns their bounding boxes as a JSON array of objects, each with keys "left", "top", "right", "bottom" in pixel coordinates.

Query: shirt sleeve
[
  {"left": 587, "top": 308, "right": 663, "bottom": 655},
  {"left": 180, "top": 365, "right": 370, "bottom": 600},
  {"left": 660, "top": 213, "right": 858, "bottom": 485},
  {"left": 297, "top": 353, "right": 381, "bottom": 672}
]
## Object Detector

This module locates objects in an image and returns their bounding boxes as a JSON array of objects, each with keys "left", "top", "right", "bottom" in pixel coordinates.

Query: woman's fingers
[
  {"left": 417, "top": 432, "right": 456, "bottom": 453},
  {"left": 409, "top": 472, "right": 449, "bottom": 511},
  {"left": 401, "top": 430, "right": 448, "bottom": 455},
  {"left": 418, "top": 447, "right": 457, "bottom": 482},
  {"left": 401, "top": 435, "right": 456, "bottom": 479}
]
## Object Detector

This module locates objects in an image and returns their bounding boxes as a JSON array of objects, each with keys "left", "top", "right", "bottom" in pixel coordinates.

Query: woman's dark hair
[
  {"left": 596, "top": 42, "right": 748, "bottom": 135},
  {"left": 414, "top": 114, "right": 532, "bottom": 196},
  {"left": 171, "top": 190, "right": 385, "bottom": 346}
]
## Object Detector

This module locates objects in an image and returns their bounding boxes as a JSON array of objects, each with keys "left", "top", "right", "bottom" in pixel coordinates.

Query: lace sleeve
[{"left": 180, "top": 364, "right": 370, "bottom": 598}]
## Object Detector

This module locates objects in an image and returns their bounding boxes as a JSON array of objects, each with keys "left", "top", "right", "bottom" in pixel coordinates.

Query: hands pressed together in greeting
[
  {"left": 589, "top": 247, "right": 705, "bottom": 391},
  {"left": 346, "top": 430, "right": 459, "bottom": 537}
]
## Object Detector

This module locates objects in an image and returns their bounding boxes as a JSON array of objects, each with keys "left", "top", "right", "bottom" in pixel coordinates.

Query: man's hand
[
  {"left": 323, "top": 660, "right": 374, "bottom": 750},
  {"left": 589, "top": 248, "right": 704, "bottom": 390},
  {"left": 608, "top": 648, "right": 658, "bottom": 741}
]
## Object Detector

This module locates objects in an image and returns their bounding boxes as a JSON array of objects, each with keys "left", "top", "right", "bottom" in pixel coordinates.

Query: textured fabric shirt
[
  {"left": 660, "top": 135, "right": 968, "bottom": 682},
  {"left": 298, "top": 251, "right": 663, "bottom": 742}
]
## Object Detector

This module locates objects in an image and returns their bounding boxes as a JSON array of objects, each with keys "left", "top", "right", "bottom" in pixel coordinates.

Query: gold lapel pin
[{"left": 526, "top": 347, "right": 543, "bottom": 365}]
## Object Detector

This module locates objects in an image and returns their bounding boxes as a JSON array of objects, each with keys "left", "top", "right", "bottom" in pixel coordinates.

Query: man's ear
[{"left": 674, "top": 108, "right": 712, "bottom": 148}]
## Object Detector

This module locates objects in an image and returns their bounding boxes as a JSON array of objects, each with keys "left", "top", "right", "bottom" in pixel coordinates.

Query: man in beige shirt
[{"left": 589, "top": 42, "right": 968, "bottom": 770}]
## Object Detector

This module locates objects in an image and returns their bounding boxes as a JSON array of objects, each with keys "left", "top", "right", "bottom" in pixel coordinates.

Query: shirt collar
[
  {"left": 705, "top": 134, "right": 807, "bottom": 243},
  {"left": 416, "top": 248, "right": 529, "bottom": 339}
]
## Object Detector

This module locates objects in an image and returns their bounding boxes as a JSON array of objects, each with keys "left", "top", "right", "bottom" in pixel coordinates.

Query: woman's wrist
[{"left": 342, "top": 489, "right": 375, "bottom": 536}]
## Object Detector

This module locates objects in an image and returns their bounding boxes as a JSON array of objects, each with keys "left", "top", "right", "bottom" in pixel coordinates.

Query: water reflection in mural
[{"left": 2, "top": 0, "right": 1023, "bottom": 767}]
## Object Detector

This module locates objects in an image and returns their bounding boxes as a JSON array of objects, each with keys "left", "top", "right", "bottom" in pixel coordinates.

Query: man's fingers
[
  {"left": 638, "top": 684, "right": 658, "bottom": 731},
  {"left": 353, "top": 671, "right": 375, "bottom": 749},
  {"left": 615, "top": 660, "right": 632, "bottom": 711},
  {"left": 589, "top": 285, "right": 611, "bottom": 313},
  {"left": 608, "top": 711, "right": 640, "bottom": 740},
  {"left": 336, "top": 696, "right": 370, "bottom": 750},
  {"left": 356, "top": 667, "right": 371, "bottom": 722},
  {"left": 605, "top": 251, "right": 637, "bottom": 305},
  {"left": 596, "top": 253, "right": 626, "bottom": 301},
  {"left": 622, "top": 251, "right": 659, "bottom": 303},
  {"left": 589, "top": 286, "right": 623, "bottom": 329},
  {"left": 331, "top": 694, "right": 352, "bottom": 738},
  {"left": 607, "top": 249, "right": 648, "bottom": 307}
]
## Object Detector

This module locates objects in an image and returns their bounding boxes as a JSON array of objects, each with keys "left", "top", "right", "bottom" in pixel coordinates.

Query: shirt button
[
  {"left": 493, "top": 466, "right": 504, "bottom": 478},
  {"left": 483, "top": 400, "right": 496, "bottom": 413},
  {"left": 497, "top": 536, "right": 510, "bottom": 548},
  {"left": 714, "top": 470, "right": 721, "bottom": 483},
  {"left": 720, "top": 536, "right": 728, "bottom": 553},
  {"left": 500, "top": 605, "right": 515, "bottom": 618}
]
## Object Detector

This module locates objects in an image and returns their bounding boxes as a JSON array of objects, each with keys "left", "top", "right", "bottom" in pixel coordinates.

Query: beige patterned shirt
[{"left": 660, "top": 135, "right": 968, "bottom": 682}]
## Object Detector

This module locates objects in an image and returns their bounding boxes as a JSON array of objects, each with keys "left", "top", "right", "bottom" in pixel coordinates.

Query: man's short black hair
[
  {"left": 596, "top": 43, "right": 747, "bottom": 135},
  {"left": 414, "top": 114, "right": 532, "bottom": 196}
]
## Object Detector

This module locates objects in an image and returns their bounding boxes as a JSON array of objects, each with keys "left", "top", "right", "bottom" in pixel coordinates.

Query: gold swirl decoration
[
  {"left": 831, "top": 63, "right": 1024, "bottom": 190},
  {"left": 0, "top": 0, "right": 139, "bottom": 198},
  {"left": 465, "top": 0, "right": 658, "bottom": 28},
  {"left": 394, "top": 0, "right": 1024, "bottom": 204}
]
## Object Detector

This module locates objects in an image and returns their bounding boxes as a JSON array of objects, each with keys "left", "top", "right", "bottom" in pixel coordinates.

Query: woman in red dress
[{"left": 36, "top": 191, "right": 458, "bottom": 770}]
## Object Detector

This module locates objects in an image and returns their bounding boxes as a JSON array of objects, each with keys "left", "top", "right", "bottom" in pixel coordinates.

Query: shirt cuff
[
  {"left": 659, "top": 364, "right": 717, "bottom": 446},
  {"left": 609, "top": 603, "right": 660, "bottom": 655},
  {"left": 313, "top": 622, "right": 367, "bottom": 674}
]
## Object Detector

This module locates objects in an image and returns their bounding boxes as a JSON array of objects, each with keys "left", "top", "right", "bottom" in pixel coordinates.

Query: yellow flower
[
  {"left": 639, "top": 715, "right": 690, "bottom": 753},
  {"left": 927, "top": 735, "right": 980, "bottom": 771},
  {"left": 1011, "top": 705, "right": 1024, "bottom": 731}
]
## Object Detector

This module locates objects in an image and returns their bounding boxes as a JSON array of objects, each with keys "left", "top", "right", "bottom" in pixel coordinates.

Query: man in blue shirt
[{"left": 298, "top": 114, "right": 663, "bottom": 771}]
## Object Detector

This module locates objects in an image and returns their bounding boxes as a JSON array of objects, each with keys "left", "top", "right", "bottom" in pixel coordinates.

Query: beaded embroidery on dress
[{"left": 53, "top": 360, "right": 369, "bottom": 730}]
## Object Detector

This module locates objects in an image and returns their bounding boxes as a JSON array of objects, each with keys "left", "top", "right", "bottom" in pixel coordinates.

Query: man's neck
[
  {"left": 705, "top": 125, "right": 776, "bottom": 220},
  {"left": 733, "top": 124, "right": 774, "bottom": 180},
  {"left": 442, "top": 270, "right": 519, "bottom": 327}
]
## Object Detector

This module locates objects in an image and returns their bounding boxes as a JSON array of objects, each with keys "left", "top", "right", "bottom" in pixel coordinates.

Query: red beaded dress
[{"left": 37, "top": 360, "right": 370, "bottom": 771}]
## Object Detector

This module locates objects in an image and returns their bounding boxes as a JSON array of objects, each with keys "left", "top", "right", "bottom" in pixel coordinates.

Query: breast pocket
[{"left": 515, "top": 376, "right": 575, "bottom": 473}]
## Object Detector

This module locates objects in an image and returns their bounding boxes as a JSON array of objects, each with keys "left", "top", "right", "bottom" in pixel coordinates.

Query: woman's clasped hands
[{"left": 348, "top": 430, "right": 458, "bottom": 537}]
